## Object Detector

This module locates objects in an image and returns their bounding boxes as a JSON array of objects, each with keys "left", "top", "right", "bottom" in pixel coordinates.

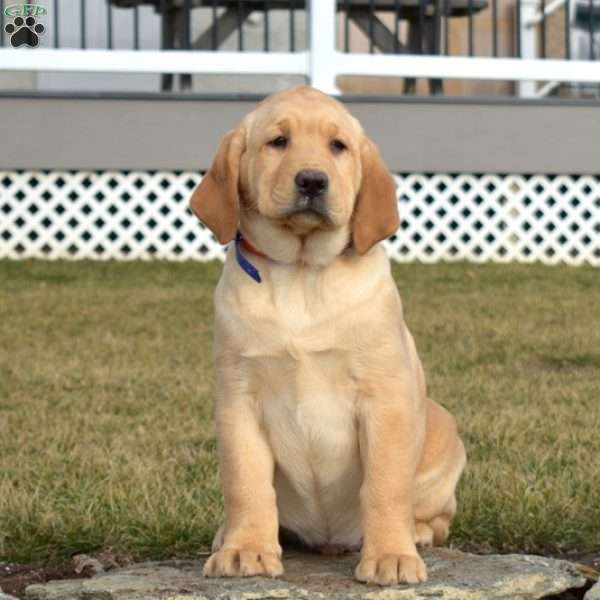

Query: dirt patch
[
  {"left": 0, "top": 552, "right": 134, "bottom": 600},
  {"left": 0, "top": 561, "right": 85, "bottom": 599},
  {"left": 555, "top": 551, "right": 600, "bottom": 578}
]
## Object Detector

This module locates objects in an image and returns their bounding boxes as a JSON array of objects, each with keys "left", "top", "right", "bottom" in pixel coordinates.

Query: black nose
[{"left": 294, "top": 169, "right": 329, "bottom": 198}]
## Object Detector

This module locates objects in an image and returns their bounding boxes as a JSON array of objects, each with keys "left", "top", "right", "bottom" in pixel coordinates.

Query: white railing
[{"left": 1, "top": 0, "right": 599, "bottom": 94}]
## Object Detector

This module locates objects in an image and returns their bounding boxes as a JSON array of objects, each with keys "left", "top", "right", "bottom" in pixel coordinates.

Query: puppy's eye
[
  {"left": 330, "top": 139, "right": 347, "bottom": 154},
  {"left": 268, "top": 136, "right": 288, "bottom": 149}
]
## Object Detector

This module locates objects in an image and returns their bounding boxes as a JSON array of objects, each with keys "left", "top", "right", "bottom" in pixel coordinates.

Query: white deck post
[
  {"left": 519, "top": 0, "right": 540, "bottom": 97},
  {"left": 307, "top": 0, "right": 340, "bottom": 94}
]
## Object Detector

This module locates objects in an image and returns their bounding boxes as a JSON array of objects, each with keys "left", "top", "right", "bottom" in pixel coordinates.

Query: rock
[
  {"left": 585, "top": 581, "right": 600, "bottom": 599},
  {"left": 72, "top": 553, "right": 106, "bottom": 576},
  {"left": 24, "top": 549, "right": 587, "bottom": 600}
]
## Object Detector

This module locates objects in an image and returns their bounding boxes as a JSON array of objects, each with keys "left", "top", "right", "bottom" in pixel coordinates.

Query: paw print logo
[{"left": 4, "top": 16, "right": 45, "bottom": 48}]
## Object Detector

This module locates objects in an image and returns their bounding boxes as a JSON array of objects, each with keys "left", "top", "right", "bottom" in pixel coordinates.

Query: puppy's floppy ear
[
  {"left": 351, "top": 138, "right": 400, "bottom": 255},
  {"left": 189, "top": 128, "right": 245, "bottom": 244}
]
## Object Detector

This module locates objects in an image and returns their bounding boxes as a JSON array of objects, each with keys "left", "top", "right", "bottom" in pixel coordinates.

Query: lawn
[{"left": 1, "top": 259, "right": 599, "bottom": 566}]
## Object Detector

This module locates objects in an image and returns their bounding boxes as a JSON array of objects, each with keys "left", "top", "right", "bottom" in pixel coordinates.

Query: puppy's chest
[
  {"left": 259, "top": 350, "right": 359, "bottom": 479},
  {"left": 237, "top": 275, "right": 352, "bottom": 361},
  {"left": 238, "top": 283, "right": 359, "bottom": 457}
]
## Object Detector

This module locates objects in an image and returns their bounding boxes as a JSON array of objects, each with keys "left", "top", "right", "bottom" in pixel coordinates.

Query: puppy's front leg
[
  {"left": 355, "top": 383, "right": 427, "bottom": 586},
  {"left": 203, "top": 385, "right": 282, "bottom": 578}
]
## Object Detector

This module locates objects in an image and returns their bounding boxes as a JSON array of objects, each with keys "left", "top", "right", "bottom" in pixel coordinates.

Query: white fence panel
[{"left": 1, "top": 171, "right": 598, "bottom": 266}]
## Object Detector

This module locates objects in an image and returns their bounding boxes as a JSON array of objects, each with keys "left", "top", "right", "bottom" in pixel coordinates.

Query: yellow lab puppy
[{"left": 190, "top": 86, "right": 466, "bottom": 586}]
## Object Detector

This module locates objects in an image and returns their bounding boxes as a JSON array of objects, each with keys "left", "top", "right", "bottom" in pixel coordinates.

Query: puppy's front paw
[
  {"left": 355, "top": 552, "right": 427, "bottom": 586},
  {"left": 202, "top": 547, "right": 283, "bottom": 578}
]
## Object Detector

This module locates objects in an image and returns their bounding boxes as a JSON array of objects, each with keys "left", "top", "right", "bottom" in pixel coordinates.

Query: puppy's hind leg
[
  {"left": 414, "top": 401, "right": 465, "bottom": 548},
  {"left": 415, "top": 495, "right": 456, "bottom": 547},
  {"left": 414, "top": 521, "right": 434, "bottom": 548}
]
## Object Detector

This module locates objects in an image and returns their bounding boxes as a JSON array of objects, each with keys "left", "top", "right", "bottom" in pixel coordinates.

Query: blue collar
[{"left": 235, "top": 231, "right": 262, "bottom": 283}]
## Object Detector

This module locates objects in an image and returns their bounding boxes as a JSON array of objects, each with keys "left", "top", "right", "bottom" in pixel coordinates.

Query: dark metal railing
[
  {"left": 1, "top": 0, "right": 597, "bottom": 60},
  {"left": 0, "top": 0, "right": 598, "bottom": 96},
  {"left": 338, "top": 0, "right": 599, "bottom": 61}
]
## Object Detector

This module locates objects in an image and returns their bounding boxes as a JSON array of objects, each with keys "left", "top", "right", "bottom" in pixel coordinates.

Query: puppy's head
[{"left": 190, "top": 86, "right": 398, "bottom": 262}]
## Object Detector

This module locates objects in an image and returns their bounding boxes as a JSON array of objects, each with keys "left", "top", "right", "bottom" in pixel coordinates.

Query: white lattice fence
[{"left": 1, "top": 171, "right": 599, "bottom": 265}]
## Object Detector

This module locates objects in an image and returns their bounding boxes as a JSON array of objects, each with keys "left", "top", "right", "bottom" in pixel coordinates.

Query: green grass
[{"left": 1, "top": 259, "right": 599, "bottom": 564}]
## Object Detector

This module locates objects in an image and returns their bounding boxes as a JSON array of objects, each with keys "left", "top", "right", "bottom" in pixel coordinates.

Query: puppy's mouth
[{"left": 282, "top": 194, "right": 333, "bottom": 228}]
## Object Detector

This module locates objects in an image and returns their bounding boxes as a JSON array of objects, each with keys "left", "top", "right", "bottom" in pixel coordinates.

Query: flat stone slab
[{"left": 25, "top": 549, "right": 588, "bottom": 600}]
